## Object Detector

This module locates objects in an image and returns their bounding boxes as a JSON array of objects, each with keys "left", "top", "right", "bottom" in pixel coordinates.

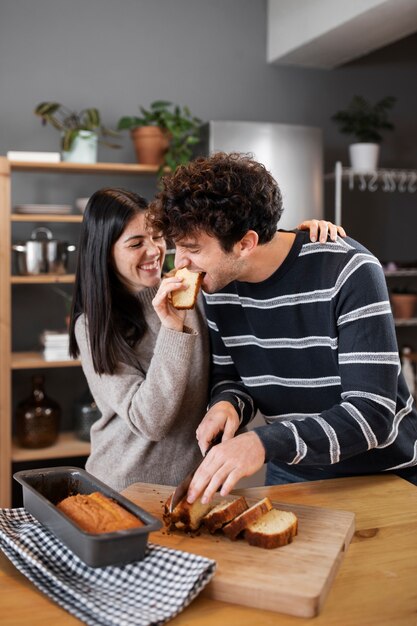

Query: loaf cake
[
  {"left": 57, "top": 492, "right": 144, "bottom": 534},
  {"left": 202, "top": 496, "right": 248, "bottom": 533},
  {"left": 244, "top": 509, "right": 298, "bottom": 549},
  {"left": 163, "top": 492, "right": 213, "bottom": 532},
  {"left": 163, "top": 490, "right": 298, "bottom": 549},
  {"left": 222, "top": 497, "right": 273, "bottom": 540},
  {"left": 171, "top": 268, "right": 203, "bottom": 309}
]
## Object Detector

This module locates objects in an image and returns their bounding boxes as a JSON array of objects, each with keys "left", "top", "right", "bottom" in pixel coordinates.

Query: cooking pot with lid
[{"left": 12, "top": 227, "right": 76, "bottom": 275}]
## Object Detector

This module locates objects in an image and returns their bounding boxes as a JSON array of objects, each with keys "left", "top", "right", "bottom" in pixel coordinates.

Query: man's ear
[{"left": 236, "top": 230, "right": 259, "bottom": 257}]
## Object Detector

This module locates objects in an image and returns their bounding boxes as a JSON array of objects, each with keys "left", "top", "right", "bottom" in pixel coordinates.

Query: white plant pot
[
  {"left": 349, "top": 143, "right": 380, "bottom": 172},
  {"left": 61, "top": 130, "right": 98, "bottom": 164}
]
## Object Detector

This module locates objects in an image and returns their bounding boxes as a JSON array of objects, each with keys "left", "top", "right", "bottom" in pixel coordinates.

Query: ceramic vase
[
  {"left": 349, "top": 143, "right": 380, "bottom": 172},
  {"left": 62, "top": 130, "right": 98, "bottom": 164}
]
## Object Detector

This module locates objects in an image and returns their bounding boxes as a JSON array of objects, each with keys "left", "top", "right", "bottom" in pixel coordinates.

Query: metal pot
[{"left": 12, "top": 227, "right": 76, "bottom": 275}]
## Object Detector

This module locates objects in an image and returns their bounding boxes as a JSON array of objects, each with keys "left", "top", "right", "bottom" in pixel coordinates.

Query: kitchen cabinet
[{"left": 0, "top": 158, "right": 159, "bottom": 506}]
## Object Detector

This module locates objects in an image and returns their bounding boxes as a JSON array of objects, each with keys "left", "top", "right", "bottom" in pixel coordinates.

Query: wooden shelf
[
  {"left": 10, "top": 161, "right": 159, "bottom": 175},
  {"left": 12, "top": 431, "right": 90, "bottom": 462},
  {"left": 12, "top": 352, "right": 81, "bottom": 369},
  {"left": 11, "top": 274, "right": 75, "bottom": 284},
  {"left": 394, "top": 318, "right": 417, "bottom": 327},
  {"left": 11, "top": 214, "right": 83, "bottom": 223},
  {"left": 385, "top": 270, "right": 417, "bottom": 277}
]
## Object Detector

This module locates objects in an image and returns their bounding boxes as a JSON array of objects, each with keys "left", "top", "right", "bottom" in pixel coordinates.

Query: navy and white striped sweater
[{"left": 203, "top": 231, "right": 417, "bottom": 477}]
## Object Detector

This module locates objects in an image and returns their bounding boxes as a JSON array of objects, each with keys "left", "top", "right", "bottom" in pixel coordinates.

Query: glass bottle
[
  {"left": 73, "top": 388, "right": 101, "bottom": 442},
  {"left": 15, "top": 375, "right": 61, "bottom": 448},
  {"left": 401, "top": 346, "right": 415, "bottom": 397}
]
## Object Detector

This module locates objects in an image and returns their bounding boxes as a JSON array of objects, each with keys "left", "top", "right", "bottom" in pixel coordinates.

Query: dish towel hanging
[{"left": 0, "top": 508, "right": 216, "bottom": 626}]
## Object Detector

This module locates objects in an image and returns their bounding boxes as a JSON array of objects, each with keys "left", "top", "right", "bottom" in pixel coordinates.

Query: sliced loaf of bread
[
  {"left": 202, "top": 496, "right": 248, "bottom": 533},
  {"left": 244, "top": 509, "right": 298, "bottom": 549},
  {"left": 163, "top": 493, "right": 213, "bottom": 532},
  {"left": 222, "top": 497, "right": 273, "bottom": 540}
]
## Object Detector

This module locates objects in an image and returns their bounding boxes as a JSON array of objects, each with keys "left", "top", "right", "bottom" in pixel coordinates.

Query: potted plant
[
  {"left": 52, "top": 286, "right": 73, "bottom": 329},
  {"left": 117, "top": 100, "right": 201, "bottom": 173},
  {"left": 34, "top": 102, "right": 120, "bottom": 164},
  {"left": 390, "top": 287, "right": 417, "bottom": 320},
  {"left": 331, "top": 95, "right": 396, "bottom": 172}
]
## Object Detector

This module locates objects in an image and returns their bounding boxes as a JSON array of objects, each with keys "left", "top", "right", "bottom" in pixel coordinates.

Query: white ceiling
[{"left": 267, "top": 0, "right": 417, "bottom": 69}]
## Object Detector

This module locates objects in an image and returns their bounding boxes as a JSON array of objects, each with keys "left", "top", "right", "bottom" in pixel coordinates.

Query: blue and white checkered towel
[{"left": 0, "top": 508, "right": 216, "bottom": 626}]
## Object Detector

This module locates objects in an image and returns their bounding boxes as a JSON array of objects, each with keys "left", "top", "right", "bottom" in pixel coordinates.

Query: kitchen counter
[{"left": 1, "top": 474, "right": 416, "bottom": 625}]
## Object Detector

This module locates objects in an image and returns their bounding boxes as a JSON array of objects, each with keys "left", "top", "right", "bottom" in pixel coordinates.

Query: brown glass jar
[{"left": 15, "top": 375, "right": 61, "bottom": 448}]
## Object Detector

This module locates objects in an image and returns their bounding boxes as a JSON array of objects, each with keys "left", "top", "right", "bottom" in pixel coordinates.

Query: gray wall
[
  {"left": 2, "top": 0, "right": 416, "bottom": 258},
  {"left": 1, "top": 0, "right": 416, "bottom": 170},
  {"left": 2, "top": 1, "right": 417, "bottom": 480}
]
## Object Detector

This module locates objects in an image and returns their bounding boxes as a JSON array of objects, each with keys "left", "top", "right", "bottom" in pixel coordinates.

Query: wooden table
[{"left": 1, "top": 475, "right": 416, "bottom": 625}]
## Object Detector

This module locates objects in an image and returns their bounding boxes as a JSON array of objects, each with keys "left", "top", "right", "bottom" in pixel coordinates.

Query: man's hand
[
  {"left": 187, "top": 431, "right": 266, "bottom": 504},
  {"left": 196, "top": 401, "right": 240, "bottom": 455}
]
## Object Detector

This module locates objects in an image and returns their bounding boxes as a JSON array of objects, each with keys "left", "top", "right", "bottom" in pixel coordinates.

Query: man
[{"left": 148, "top": 152, "right": 417, "bottom": 503}]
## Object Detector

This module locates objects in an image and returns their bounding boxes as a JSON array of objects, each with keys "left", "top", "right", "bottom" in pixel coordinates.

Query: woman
[
  {"left": 69, "top": 187, "right": 344, "bottom": 490},
  {"left": 69, "top": 188, "right": 210, "bottom": 491}
]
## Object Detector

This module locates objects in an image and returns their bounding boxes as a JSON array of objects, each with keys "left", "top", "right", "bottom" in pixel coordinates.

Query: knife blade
[{"left": 168, "top": 433, "right": 222, "bottom": 512}]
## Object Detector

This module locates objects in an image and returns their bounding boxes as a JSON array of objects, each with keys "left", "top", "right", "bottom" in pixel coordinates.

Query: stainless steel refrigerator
[{"left": 199, "top": 121, "right": 323, "bottom": 230}]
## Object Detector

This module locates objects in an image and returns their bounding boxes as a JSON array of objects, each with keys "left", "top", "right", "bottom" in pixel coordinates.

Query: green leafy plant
[
  {"left": 117, "top": 100, "right": 201, "bottom": 172},
  {"left": 34, "top": 102, "right": 120, "bottom": 151},
  {"left": 331, "top": 95, "right": 396, "bottom": 143},
  {"left": 52, "top": 286, "right": 73, "bottom": 315}
]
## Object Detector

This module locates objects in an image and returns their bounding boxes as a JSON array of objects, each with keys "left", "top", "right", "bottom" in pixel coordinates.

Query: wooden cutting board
[{"left": 122, "top": 483, "right": 355, "bottom": 618}]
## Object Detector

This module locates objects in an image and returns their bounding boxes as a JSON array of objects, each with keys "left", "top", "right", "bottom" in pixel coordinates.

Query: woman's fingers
[{"left": 297, "top": 219, "right": 346, "bottom": 242}]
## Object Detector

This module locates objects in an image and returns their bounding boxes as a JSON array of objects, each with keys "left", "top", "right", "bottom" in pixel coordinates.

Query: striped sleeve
[{"left": 205, "top": 314, "right": 255, "bottom": 426}]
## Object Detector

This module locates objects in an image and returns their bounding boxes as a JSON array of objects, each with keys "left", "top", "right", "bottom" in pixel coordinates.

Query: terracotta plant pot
[
  {"left": 130, "top": 126, "right": 170, "bottom": 166},
  {"left": 390, "top": 293, "right": 417, "bottom": 319}
]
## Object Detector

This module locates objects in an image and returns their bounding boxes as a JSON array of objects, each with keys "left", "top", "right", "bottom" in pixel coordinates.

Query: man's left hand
[{"left": 186, "top": 431, "right": 266, "bottom": 504}]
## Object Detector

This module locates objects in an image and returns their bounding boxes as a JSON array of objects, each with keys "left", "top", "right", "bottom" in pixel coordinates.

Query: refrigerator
[{"left": 199, "top": 121, "right": 323, "bottom": 230}]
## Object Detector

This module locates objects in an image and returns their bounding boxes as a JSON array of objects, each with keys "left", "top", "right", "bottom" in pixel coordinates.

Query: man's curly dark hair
[{"left": 147, "top": 152, "right": 283, "bottom": 252}]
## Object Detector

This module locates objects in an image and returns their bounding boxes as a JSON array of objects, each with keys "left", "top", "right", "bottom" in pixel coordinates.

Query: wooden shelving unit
[
  {"left": 0, "top": 157, "right": 158, "bottom": 506},
  {"left": 11, "top": 352, "right": 81, "bottom": 369},
  {"left": 11, "top": 274, "right": 76, "bottom": 284},
  {"left": 11, "top": 214, "right": 83, "bottom": 223},
  {"left": 12, "top": 432, "right": 90, "bottom": 462}
]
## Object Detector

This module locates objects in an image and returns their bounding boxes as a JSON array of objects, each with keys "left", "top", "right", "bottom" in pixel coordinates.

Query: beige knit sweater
[{"left": 75, "top": 285, "right": 210, "bottom": 491}]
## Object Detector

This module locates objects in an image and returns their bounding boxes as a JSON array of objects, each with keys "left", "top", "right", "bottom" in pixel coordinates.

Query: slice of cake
[
  {"left": 163, "top": 493, "right": 213, "bottom": 532},
  {"left": 222, "top": 497, "right": 273, "bottom": 540},
  {"left": 202, "top": 496, "right": 248, "bottom": 533},
  {"left": 171, "top": 268, "right": 203, "bottom": 309},
  {"left": 244, "top": 509, "right": 298, "bottom": 549}
]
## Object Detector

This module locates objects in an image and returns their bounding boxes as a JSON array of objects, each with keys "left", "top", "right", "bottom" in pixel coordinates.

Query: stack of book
[{"left": 40, "top": 330, "right": 72, "bottom": 361}]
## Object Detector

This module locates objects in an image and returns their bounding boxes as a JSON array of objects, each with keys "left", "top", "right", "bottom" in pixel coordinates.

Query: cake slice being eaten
[{"left": 171, "top": 268, "right": 203, "bottom": 310}]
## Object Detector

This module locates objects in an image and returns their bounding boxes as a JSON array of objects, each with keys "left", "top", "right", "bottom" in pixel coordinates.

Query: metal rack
[{"left": 326, "top": 161, "right": 417, "bottom": 225}]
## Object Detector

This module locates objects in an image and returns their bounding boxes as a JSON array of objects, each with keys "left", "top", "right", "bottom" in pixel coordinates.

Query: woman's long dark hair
[{"left": 69, "top": 188, "right": 150, "bottom": 374}]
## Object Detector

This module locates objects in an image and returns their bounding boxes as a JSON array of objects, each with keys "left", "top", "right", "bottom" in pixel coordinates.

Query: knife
[{"left": 168, "top": 432, "right": 223, "bottom": 512}]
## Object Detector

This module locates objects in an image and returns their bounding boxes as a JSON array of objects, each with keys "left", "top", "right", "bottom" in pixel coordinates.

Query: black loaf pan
[{"left": 13, "top": 466, "right": 162, "bottom": 567}]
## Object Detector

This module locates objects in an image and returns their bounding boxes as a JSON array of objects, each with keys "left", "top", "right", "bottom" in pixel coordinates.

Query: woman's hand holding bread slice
[{"left": 152, "top": 267, "right": 202, "bottom": 332}]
